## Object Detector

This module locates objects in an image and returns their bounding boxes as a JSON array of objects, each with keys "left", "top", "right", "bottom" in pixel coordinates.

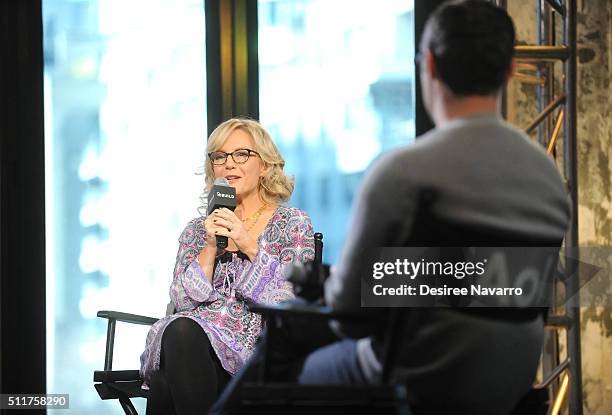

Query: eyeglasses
[{"left": 208, "top": 148, "right": 260, "bottom": 165}]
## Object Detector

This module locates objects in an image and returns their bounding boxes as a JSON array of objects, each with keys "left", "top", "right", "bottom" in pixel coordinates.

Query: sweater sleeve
[
  {"left": 169, "top": 219, "right": 220, "bottom": 312},
  {"left": 233, "top": 208, "right": 315, "bottom": 305},
  {"left": 324, "top": 154, "right": 418, "bottom": 337}
]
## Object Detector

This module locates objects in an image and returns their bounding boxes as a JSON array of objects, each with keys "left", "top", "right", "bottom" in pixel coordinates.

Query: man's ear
[
  {"left": 424, "top": 50, "right": 437, "bottom": 80},
  {"left": 505, "top": 59, "right": 516, "bottom": 82}
]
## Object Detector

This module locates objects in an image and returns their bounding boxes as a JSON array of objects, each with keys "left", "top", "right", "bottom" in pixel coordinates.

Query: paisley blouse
[{"left": 139, "top": 206, "right": 314, "bottom": 389}]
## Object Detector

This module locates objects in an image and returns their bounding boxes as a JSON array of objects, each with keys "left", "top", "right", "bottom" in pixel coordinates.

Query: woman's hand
[
  {"left": 198, "top": 215, "right": 223, "bottom": 282},
  {"left": 203, "top": 214, "right": 221, "bottom": 248},
  {"left": 212, "top": 208, "right": 260, "bottom": 260}
]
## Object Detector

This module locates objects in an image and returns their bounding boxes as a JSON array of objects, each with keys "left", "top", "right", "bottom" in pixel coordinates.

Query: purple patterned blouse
[{"left": 139, "top": 206, "right": 314, "bottom": 389}]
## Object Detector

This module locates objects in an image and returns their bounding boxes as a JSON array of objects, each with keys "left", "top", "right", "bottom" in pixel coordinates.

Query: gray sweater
[{"left": 324, "top": 113, "right": 570, "bottom": 414}]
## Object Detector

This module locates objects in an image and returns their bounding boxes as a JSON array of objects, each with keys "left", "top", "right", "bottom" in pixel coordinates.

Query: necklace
[{"left": 242, "top": 204, "right": 267, "bottom": 232}]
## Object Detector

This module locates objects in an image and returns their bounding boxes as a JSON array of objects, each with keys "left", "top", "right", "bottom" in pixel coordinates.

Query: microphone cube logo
[{"left": 216, "top": 191, "right": 235, "bottom": 199}]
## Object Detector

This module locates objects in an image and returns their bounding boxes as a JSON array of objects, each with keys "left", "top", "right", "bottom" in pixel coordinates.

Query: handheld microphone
[{"left": 207, "top": 177, "right": 237, "bottom": 249}]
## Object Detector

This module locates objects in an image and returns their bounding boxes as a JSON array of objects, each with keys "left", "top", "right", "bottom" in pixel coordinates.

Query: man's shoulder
[
  {"left": 406, "top": 117, "right": 555, "bottom": 164},
  {"left": 367, "top": 132, "right": 443, "bottom": 177},
  {"left": 358, "top": 146, "right": 425, "bottom": 198}
]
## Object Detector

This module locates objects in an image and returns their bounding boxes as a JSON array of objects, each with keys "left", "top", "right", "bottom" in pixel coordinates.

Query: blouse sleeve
[
  {"left": 169, "top": 219, "right": 220, "bottom": 312},
  {"left": 233, "top": 208, "right": 315, "bottom": 305}
]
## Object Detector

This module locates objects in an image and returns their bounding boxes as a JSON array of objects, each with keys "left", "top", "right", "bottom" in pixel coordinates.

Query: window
[
  {"left": 43, "top": 0, "right": 206, "bottom": 412},
  {"left": 259, "top": 0, "right": 416, "bottom": 262}
]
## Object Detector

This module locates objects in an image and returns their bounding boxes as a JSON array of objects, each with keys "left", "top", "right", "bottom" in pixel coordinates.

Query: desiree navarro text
[{"left": 372, "top": 284, "right": 523, "bottom": 297}]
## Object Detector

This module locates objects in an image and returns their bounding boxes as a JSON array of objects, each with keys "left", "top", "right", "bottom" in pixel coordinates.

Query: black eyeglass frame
[{"left": 208, "top": 148, "right": 261, "bottom": 165}]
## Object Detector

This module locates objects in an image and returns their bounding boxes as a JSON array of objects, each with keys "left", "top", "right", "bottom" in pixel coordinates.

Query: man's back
[
  {"left": 383, "top": 113, "right": 569, "bottom": 242},
  {"left": 326, "top": 113, "right": 569, "bottom": 309},
  {"left": 325, "top": 113, "right": 570, "bottom": 414}
]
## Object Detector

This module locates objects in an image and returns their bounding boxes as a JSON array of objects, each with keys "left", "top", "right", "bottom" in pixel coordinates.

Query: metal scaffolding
[{"left": 499, "top": 0, "right": 581, "bottom": 414}]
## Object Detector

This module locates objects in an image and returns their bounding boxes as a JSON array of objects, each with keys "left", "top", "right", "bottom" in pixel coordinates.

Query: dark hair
[{"left": 420, "top": 0, "right": 515, "bottom": 96}]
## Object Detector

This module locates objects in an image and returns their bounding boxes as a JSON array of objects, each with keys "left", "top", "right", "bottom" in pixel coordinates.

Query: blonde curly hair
[{"left": 199, "top": 118, "right": 294, "bottom": 214}]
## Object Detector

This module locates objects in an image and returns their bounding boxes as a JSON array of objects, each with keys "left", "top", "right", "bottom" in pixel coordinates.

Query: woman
[{"left": 140, "top": 118, "right": 314, "bottom": 414}]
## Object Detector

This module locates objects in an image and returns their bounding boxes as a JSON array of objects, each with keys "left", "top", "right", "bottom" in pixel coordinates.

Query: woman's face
[{"left": 212, "top": 129, "right": 266, "bottom": 201}]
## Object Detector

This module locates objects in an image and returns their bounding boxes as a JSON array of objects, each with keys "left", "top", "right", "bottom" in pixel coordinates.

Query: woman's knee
[{"left": 162, "top": 317, "right": 209, "bottom": 351}]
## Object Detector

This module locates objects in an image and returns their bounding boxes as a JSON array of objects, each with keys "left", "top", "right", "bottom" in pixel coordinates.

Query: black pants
[{"left": 146, "top": 317, "right": 231, "bottom": 415}]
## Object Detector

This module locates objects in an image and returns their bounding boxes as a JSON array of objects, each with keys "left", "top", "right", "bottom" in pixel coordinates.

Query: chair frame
[
  {"left": 211, "top": 302, "right": 413, "bottom": 414},
  {"left": 94, "top": 311, "right": 158, "bottom": 415},
  {"left": 93, "top": 233, "right": 326, "bottom": 415},
  {"left": 213, "top": 288, "right": 551, "bottom": 415}
]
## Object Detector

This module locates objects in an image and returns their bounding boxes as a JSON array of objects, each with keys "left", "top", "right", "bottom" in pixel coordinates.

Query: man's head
[{"left": 419, "top": 0, "right": 515, "bottom": 117}]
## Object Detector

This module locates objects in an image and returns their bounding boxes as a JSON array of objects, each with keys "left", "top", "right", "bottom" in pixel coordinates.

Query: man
[
  {"left": 216, "top": 1, "right": 570, "bottom": 413},
  {"left": 299, "top": 0, "right": 570, "bottom": 413}
]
